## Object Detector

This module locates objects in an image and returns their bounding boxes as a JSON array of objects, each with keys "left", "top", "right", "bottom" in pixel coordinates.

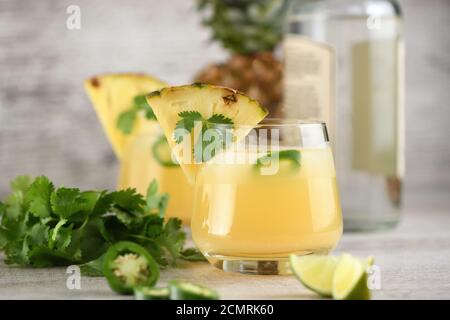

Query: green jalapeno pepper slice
[
  {"left": 134, "top": 286, "right": 170, "bottom": 300},
  {"left": 169, "top": 280, "right": 219, "bottom": 300},
  {"left": 103, "top": 241, "right": 159, "bottom": 294},
  {"left": 151, "top": 135, "right": 179, "bottom": 167}
]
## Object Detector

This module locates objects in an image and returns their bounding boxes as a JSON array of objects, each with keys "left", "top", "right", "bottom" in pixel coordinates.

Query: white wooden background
[{"left": 0, "top": 0, "right": 449, "bottom": 211}]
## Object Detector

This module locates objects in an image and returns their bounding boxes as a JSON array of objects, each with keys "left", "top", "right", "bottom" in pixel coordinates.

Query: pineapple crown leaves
[{"left": 197, "top": 0, "right": 291, "bottom": 54}]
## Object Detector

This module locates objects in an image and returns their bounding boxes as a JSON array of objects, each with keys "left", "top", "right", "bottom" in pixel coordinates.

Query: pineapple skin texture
[{"left": 194, "top": 52, "right": 283, "bottom": 118}]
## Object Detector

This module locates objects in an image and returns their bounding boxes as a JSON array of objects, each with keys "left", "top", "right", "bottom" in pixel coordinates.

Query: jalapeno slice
[
  {"left": 103, "top": 241, "right": 160, "bottom": 294},
  {"left": 169, "top": 280, "right": 219, "bottom": 300},
  {"left": 134, "top": 286, "right": 170, "bottom": 300},
  {"left": 254, "top": 149, "right": 301, "bottom": 174},
  {"left": 151, "top": 135, "right": 179, "bottom": 167}
]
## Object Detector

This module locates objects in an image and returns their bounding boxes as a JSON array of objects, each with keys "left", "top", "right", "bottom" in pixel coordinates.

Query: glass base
[{"left": 206, "top": 249, "right": 331, "bottom": 275}]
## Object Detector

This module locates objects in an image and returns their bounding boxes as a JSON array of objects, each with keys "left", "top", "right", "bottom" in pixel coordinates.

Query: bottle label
[{"left": 283, "top": 34, "right": 335, "bottom": 146}]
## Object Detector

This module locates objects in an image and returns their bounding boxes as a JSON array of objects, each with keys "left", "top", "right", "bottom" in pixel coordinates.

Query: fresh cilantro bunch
[
  {"left": 117, "top": 94, "right": 156, "bottom": 134},
  {"left": 0, "top": 175, "right": 187, "bottom": 270},
  {"left": 174, "top": 111, "right": 233, "bottom": 162}
]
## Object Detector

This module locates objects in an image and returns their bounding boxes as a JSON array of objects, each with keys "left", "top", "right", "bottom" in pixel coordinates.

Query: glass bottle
[{"left": 283, "top": 0, "right": 404, "bottom": 231}]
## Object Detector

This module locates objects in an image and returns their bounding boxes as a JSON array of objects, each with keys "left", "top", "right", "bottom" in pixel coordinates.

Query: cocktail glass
[
  {"left": 118, "top": 125, "right": 193, "bottom": 225},
  {"left": 191, "top": 119, "right": 342, "bottom": 274}
]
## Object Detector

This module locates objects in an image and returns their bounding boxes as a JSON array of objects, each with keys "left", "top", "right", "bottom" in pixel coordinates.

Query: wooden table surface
[{"left": 1, "top": 209, "right": 449, "bottom": 300}]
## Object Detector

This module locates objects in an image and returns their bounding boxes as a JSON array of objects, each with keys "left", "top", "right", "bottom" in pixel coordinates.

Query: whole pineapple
[{"left": 194, "top": 0, "right": 290, "bottom": 117}]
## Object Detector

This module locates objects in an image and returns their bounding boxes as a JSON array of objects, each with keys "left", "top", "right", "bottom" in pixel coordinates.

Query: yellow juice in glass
[
  {"left": 118, "top": 129, "right": 193, "bottom": 224},
  {"left": 191, "top": 121, "right": 342, "bottom": 274}
]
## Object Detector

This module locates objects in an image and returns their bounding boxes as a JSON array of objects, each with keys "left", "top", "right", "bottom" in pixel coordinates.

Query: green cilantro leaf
[
  {"left": 145, "top": 180, "right": 169, "bottom": 217},
  {"left": 79, "top": 191, "right": 103, "bottom": 213},
  {"left": 27, "top": 223, "right": 50, "bottom": 247},
  {"left": 27, "top": 246, "right": 75, "bottom": 267},
  {"left": 117, "top": 94, "right": 156, "bottom": 134},
  {"left": 145, "top": 214, "right": 164, "bottom": 238},
  {"left": 50, "top": 187, "right": 86, "bottom": 219},
  {"left": 133, "top": 95, "right": 148, "bottom": 109},
  {"left": 145, "top": 107, "right": 156, "bottom": 120},
  {"left": 207, "top": 114, "right": 233, "bottom": 125},
  {"left": 180, "top": 247, "right": 207, "bottom": 262},
  {"left": 158, "top": 218, "right": 185, "bottom": 265},
  {"left": 80, "top": 253, "right": 105, "bottom": 277},
  {"left": 25, "top": 176, "right": 54, "bottom": 218},
  {"left": 91, "top": 190, "right": 113, "bottom": 216},
  {"left": 134, "top": 95, "right": 156, "bottom": 120},
  {"left": 117, "top": 109, "right": 137, "bottom": 134},
  {"left": 4, "top": 176, "right": 31, "bottom": 220},
  {"left": 68, "top": 217, "right": 109, "bottom": 262},
  {"left": 174, "top": 111, "right": 233, "bottom": 163},
  {"left": 174, "top": 111, "right": 203, "bottom": 143},
  {"left": 4, "top": 240, "right": 29, "bottom": 265},
  {"left": 109, "top": 188, "right": 146, "bottom": 214},
  {"left": 10, "top": 175, "right": 32, "bottom": 193}
]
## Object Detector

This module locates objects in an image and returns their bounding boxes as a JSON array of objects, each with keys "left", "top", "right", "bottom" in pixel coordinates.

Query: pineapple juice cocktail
[
  {"left": 145, "top": 85, "right": 342, "bottom": 275},
  {"left": 191, "top": 121, "right": 342, "bottom": 274},
  {"left": 85, "top": 74, "right": 194, "bottom": 223},
  {"left": 118, "top": 127, "right": 193, "bottom": 225}
]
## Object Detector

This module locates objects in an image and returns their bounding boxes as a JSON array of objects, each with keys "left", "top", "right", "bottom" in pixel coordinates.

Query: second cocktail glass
[{"left": 118, "top": 125, "right": 193, "bottom": 225}]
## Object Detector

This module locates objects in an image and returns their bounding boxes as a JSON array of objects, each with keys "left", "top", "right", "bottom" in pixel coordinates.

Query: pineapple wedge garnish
[
  {"left": 84, "top": 73, "right": 166, "bottom": 159},
  {"left": 146, "top": 83, "right": 268, "bottom": 183}
]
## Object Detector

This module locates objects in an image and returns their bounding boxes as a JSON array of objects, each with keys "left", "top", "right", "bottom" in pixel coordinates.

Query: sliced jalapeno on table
[
  {"left": 169, "top": 280, "right": 219, "bottom": 300},
  {"left": 134, "top": 286, "right": 170, "bottom": 300},
  {"left": 103, "top": 241, "right": 159, "bottom": 294}
]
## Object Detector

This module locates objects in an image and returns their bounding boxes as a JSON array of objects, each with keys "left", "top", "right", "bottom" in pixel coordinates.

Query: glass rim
[
  {"left": 210, "top": 118, "right": 327, "bottom": 129},
  {"left": 208, "top": 118, "right": 330, "bottom": 146},
  {"left": 254, "top": 118, "right": 326, "bottom": 128}
]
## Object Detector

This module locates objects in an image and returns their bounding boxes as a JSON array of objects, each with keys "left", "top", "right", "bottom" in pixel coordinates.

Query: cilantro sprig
[
  {"left": 174, "top": 111, "right": 233, "bottom": 162},
  {"left": 0, "top": 175, "right": 185, "bottom": 270},
  {"left": 117, "top": 95, "right": 156, "bottom": 134}
]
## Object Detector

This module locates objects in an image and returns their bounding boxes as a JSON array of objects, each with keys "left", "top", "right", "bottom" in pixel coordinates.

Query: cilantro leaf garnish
[
  {"left": 174, "top": 111, "right": 233, "bottom": 162},
  {"left": 174, "top": 111, "right": 203, "bottom": 143},
  {"left": 116, "top": 109, "right": 137, "bottom": 134},
  {"left": 207, "top": 114, "right": 233, "bottom": 125},
  {"left": 0, "top": 175, "right": 190, "bottom": 272},
  {"left": 117, "top": 94, "right": 156, "bottom": 134}
]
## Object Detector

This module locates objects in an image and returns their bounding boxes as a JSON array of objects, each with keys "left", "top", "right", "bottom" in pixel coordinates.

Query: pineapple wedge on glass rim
[
  {"left": 146, "top": 84, "right": 269, "bottom": 183},
  {"left": 84, "top": 73, "right": 167, "bottom": 159}
]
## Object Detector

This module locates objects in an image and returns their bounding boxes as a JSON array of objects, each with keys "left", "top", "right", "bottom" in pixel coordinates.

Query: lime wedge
[
  {"left": 289, "top": 254, "right": 339, "bottom": 297},
  {"left": 332, "top": 253, "right": 371, "bottom": 300}
]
